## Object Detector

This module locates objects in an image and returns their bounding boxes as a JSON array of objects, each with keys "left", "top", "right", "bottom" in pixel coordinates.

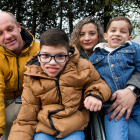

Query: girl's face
[{"left": 79, "top": 23, "right": 98, "bottom": 56}]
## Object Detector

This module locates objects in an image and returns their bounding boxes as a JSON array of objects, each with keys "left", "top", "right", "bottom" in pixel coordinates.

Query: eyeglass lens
[{"left": 40, "top": 54, "right": 67, "bottom": 63}]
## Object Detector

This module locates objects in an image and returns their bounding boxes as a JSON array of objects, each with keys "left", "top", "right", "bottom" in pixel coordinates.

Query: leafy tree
[{"left": 0, "top": 0, "right": 139, "bottom": 38}]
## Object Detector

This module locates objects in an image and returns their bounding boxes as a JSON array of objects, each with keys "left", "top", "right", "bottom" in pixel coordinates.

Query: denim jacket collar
[{"left": 93, "top": 41, "right": 132, "bottom": 52}]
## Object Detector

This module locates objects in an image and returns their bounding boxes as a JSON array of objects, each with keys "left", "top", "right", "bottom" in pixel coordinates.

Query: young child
[
  {"left": 89, "top": 16, "right": 140, "bottom": 140},
  {"left": 8, "top": 29, "right": 111, "bottom": 140}
]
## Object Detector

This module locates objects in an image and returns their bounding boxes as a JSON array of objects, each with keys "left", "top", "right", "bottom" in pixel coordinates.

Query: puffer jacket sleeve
[
  {"left": 0, "top": 71, "right": 5, "bottom": 136},
  {"left": 84, "top": 61, "right": 111, "bottom": 102},
  {"left": 8, "top": 75, "right": 40, "bottom": 140}
]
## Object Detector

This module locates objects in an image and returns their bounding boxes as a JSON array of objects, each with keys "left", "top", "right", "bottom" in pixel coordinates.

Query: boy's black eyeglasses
[{"left": 37, "top": 52, "right": 69, "bottom": 63}]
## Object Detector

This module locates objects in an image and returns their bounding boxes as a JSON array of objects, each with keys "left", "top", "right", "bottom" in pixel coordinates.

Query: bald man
[{"left": 0, "top": 11, "right": 39, "bottom": 140}]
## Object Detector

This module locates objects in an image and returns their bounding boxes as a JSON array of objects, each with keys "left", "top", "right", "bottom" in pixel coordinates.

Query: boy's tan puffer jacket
[{"left": 8, "top": 46, "right": 111, "bottom": 140}]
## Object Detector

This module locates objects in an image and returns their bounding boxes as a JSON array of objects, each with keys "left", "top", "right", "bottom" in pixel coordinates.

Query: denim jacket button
[
  {"left": 115, "top": 77, "right": 118, "bottom": 80},
  {"left": 96, "top": 59, "right": 98, "bottom": 62},
  {"left": 110, "top": 55, "right": 112, "bottom": 57},
  {"left": 126, "top": 49, "right": 128, "bottom": 52},
  {"left": 111, "top": 64, "right": 114, "bottom": 67}
]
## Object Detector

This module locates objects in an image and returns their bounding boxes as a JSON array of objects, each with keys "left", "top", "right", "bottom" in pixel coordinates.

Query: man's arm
[
  {"left": 126, "top": 71, "right": 140, "bottom": 89},
  {"left": 0, "top": 71, "right": 6, "bottom": 137},
  {"left": 0, "top": 94, "right": 5, "bottom": 136},
  {"left": 107, "top": 71, "right": 140, "bottom": 121}
]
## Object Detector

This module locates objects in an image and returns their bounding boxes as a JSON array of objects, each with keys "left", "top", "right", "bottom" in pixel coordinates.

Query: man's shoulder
[
  {"left": 32, "top": 40, "right": 40, "bottom": 47},
  {"left": 28, "top": 41, "right": 40, "bottom": 54},
  {"left": 0, "top": 50, "right": 7, "bottom": 59},
  {"left": 0, "top": 53, "right": 8, "bottom": 71}
]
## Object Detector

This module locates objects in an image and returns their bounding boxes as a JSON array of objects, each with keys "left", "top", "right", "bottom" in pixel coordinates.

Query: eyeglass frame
[{"left": 37, "top": 52, "right": 69, "bottom": 63}]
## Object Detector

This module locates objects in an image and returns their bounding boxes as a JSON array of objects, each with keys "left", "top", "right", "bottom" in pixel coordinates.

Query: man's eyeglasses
[{"left": 37, "top": 52, "right": 69, "bottom": 63}]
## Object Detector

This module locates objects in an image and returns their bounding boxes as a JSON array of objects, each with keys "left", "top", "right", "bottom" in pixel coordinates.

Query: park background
[{"left": 0, "top": 0, "right": 140, "bottom": 43}]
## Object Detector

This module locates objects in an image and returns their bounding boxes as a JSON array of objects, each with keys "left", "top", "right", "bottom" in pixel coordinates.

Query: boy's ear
[
  {"left": 68, "top": 53, "right": 72, "bottom": 58},
  {"left": 128, "top": 36, "right": 132, "bottom": 41},
  {"left": 38, "top": 56, "right": 41, "bottom": 63},
  {"left": 104, "top": 33, "right": 108, "bottom": 40}
]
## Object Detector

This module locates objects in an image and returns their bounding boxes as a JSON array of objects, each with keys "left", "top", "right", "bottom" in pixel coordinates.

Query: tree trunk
[
  {"left": 68, "top": 0, "right": 73, "bottom": 34},
  {"left": 16, "top": 0, "right": 21, "bottom": 22},
  {"left": 104, "top": 5, "right": 112, "bottom": 32},
  {"left": 31, "top": 0, "right": 37, "bottom": 37},
  {"left": 59, "top": 1, "right": 63, "bottom": 30},
  {"left": 12, "top": 0, "right": 16, "bottom": 15},
  {"left": 31, "top": 12, "right": 37, "bottom": 37}
]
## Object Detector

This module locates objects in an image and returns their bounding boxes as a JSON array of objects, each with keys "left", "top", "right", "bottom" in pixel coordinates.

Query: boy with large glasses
[{"left": 8, "top": 29, "right": 111, "bottom": 140}]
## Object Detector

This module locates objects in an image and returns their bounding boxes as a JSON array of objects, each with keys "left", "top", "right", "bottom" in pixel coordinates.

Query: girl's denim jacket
[{"left": 89, "top": 41, "right": 140, "bottom": 95}]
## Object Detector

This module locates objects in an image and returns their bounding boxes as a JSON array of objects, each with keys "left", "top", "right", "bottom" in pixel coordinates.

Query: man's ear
[
  {"left": 128, "top": 36, "right": 132, "bottom": 41},
  {"left": 104, "top": 33, "right": 108, "bottom": 40},
  {"left": 17, "top": 22, "right": 21, "bottom": 32}
]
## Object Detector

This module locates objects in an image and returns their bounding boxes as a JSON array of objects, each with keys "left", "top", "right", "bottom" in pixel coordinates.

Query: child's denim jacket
[{"left": 89, "top": 41, "right": 140, "bottom": 95}]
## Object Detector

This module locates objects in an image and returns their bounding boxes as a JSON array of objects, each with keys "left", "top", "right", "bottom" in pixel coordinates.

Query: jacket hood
[
  {"left": 0, "top": 27, "right": 35, "bottom": 56},
  {"left": 24, "top": 44, "right": 80, "bottom": 78}
]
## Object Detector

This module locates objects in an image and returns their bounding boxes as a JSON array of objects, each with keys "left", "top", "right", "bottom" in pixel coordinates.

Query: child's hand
[{"left": 84, "top": 96, "right": 102, "bottom": 112}]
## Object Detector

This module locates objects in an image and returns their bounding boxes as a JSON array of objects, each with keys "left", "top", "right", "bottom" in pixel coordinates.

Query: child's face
[
  {"left": 38, "top": 45, "right": 69, "bottom": 77},
  {"left": 104, "top": 20, "right": 132, "bottom": 48}
]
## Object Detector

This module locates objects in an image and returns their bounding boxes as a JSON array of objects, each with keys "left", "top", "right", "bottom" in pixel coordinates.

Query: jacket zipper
[
  {"left": 16, "top": 57, "right": 20, "bottom": 90},
  {"left": 3, "top": 33, "right": 32, "bottom": 97},
  {"left": 13, "top": 57, "right": 19, "bottom": 97},
  {"left": 55, "top": 79, "right": 62, "bottom": 105},
  {"left": 49, "top": 79, "right": 64, "bottom": 137},
  {"left": 54, "top": 53, "right": 77, "bottom": 104}
]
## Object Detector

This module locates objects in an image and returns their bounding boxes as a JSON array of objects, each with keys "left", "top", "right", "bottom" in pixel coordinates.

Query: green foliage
[{"left": 0, "top": 0, "right": 139, "bottom": 38}]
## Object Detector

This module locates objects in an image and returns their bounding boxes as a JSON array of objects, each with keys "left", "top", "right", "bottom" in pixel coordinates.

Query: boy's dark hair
[
  {"left": 40, "top": 29, "right": 69, "bottom": 51},
  {"left": 106, "top": 16, "right": 133, "bottom": 35}
]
